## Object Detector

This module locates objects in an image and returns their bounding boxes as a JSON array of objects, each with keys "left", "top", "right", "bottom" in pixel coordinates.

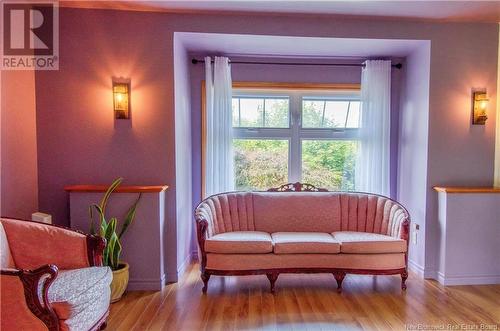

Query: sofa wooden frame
[
  {"left": 195, "top": 183, "right": 410, "bottom": 294},
  {"left": 0, "top": 218, "right": 108, "bottom": 331}
]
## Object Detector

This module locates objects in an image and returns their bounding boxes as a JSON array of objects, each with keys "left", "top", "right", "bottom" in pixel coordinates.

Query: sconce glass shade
[
  {"left": 113, "top": 80, "right": 130, "bottom": 119},
  {"left": 472, "top": 91, "right": 488, "bottom": 125}
]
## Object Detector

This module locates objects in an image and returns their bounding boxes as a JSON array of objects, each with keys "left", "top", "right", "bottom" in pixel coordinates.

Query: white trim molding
[
  {"left": 408, "top": 259, "right": 425, "bottom": 278},
  {"left": 437, "top": 272, "right": 500, "bottom": 286}
]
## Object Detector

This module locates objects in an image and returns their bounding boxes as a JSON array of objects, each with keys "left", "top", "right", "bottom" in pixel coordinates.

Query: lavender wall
[
  {"left": 189, "top": 56, "right": 403, "bottom": 212},
  {"left": 68, "top": 191, "right": 167, "bottom": 289},
  {"left": 34, "top": 8, "right": 498, "bottom": 278},
  {"left": 398, "top": 43, "right": 431, "bottom": 272},
  {"left": 1, "top": 70, "right": 38, "bottom": 219},
  {"left": 495, "top": 25, "right": 500, "bottom": 187},
  {"left": 35, "top": 9, "right": 175, "bottom": 225},
  {"left": 436, "top": 191, "right": 500, "bottom": 285},
  {"left": 173, "top": 37, "right": 194, "bottom": 279}
]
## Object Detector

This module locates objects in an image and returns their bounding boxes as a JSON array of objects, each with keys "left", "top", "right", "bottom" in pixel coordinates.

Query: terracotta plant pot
[{"left": 110, "top": 262, "right": 129, "bottom": 303}]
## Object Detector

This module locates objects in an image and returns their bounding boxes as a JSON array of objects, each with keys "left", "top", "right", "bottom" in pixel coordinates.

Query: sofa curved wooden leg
[
  {"left": 401, "top": 270, "right": 408, "bottom": 290},
  {"left": 333, "top": 272, "right": 346, "bottom": 293},
  {"left": 201, "top": 272, "right": 211, "bottom": 294},
  {"left": 266, "top": 272, "right": 279, "bottom": 294}
]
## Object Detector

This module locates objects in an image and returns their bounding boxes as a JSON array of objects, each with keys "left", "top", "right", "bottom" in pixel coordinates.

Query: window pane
[
  {"left": 239, "top": 98, "right": 264, "bottom": 127},
  {"left": 302, "top": 100, "right": 324, "bottom": 127},
  {"left": 264, "top": 98, "right": 289, "bottom": 128},
  {"left": 234, "top": 139, "right": 288, "bottom": 190},
  {"left": 232, "top": 97, "right": 289, "bottom": 128},
  {"left": 301, "top": 140, "right": 357, "bottom": 190},
  {"left": 302, "top": 99, "right": 359, "bottom": 129}
]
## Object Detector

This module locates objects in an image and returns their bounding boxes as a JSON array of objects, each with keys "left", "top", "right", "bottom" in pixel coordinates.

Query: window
[{"left": 231, "top": 85, "right": 360, "bottom": 191}]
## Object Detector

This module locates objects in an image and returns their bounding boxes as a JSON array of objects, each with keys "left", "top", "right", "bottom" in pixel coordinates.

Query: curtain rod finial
[
  {"left": 394, "top": 63, "right": 402, "bottom": 69},
  {"left": 192, "top": 59, "right": 199, "bottom": 64}
]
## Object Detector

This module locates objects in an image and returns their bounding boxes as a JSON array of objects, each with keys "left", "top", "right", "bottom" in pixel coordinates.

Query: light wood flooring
[{"left": 107, "top": 263, "right": 500, "bottom": 330}]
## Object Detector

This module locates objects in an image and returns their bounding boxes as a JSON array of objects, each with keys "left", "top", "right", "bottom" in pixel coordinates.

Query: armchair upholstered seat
[{"left": 0, "top": 218, "right": 110, "bottom": 331}]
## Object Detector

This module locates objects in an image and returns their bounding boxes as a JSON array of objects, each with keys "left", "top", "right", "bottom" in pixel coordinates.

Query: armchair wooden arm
[{"left": 1, "top": 264, "right": 59, "bottom": 331}]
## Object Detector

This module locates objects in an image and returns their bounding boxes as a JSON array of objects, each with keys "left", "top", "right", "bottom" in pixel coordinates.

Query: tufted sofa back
[{"left": 196, "top": 191, "right": 408, "bottom": 238}]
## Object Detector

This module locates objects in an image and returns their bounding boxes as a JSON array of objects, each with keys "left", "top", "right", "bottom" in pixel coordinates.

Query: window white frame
[{"left": 232, "top": 88, "right": 361, "bottom": 184}]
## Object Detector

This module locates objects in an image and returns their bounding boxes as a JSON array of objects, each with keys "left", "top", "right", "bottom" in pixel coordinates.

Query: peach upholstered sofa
[
  {"left": 195, "top": 183, "right": 410, "bottom": 293},
  {"left": 0, "top": 218, "right": 111, "bottom": 331}
]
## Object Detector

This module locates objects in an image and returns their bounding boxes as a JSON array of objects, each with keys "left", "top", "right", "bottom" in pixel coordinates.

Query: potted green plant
[{"left": 89, "top": 177, "right": 141, "bottom": 303}]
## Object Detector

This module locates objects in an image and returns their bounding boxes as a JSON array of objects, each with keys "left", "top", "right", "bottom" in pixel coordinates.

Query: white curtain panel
[
  {"left": 355, "top": 60, "right": 391, "bottom": 196},
  {"left": 204, "top": 56, "right": 234, "bottom": 196}
]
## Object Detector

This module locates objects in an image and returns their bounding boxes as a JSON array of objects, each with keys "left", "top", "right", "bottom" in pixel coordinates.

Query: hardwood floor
[{"left": 107, "top": 263, "right": 500, "bottom": 330}]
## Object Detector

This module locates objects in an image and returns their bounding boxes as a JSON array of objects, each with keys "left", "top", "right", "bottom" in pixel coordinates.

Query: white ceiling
[
  {"left": 176, "top": 32, "right": 428, "bottom": 58},
  {"left": 63, "top": 1, "right": 500, "bottom": 23}
]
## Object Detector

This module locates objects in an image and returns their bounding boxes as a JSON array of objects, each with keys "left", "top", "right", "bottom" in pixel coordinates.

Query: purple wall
[
  {"left": 35, "top": 9, "right": 175, "bottom": 226},
  {"left": 34, "top": 8, "right": 498, "bottom": 277},
  {"left": 68, "top": 191, "right": 167, "bottom": 289},
  {"left": 398, "top": 43, "right": 431, "bottom": 272},
  {"left": 173, "top": 37, "right": 194, "bottom": 278},
  {"left": 1, "top": 70, "right": 38, "bottom": 219}
]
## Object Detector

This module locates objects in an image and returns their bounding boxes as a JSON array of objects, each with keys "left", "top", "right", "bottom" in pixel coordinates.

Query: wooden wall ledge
[
  {"left": 65, "top": 185, "right": 169, "bottom": 193},
  {"left": 434, "top": 186, "right": 500, "bottom": 193}
]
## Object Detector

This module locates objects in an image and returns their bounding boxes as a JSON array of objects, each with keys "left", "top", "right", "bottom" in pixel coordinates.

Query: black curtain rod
[{"left": 191, "top": 58, "right": 402, "bottom": 69}]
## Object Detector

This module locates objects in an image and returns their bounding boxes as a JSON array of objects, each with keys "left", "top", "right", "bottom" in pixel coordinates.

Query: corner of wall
[
  {"left": 173, "top": 33, "right": 194, "bottom": 280},
  {"left": 494, "top": 23, "right": 500, "bottom": 187},
  {"left": 1, "top": 69, "right": 38, "bottom": 219}
]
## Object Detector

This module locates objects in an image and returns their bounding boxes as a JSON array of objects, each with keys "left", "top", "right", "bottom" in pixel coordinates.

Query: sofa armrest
[
  {"left": 399, "top": 219, "right": 410, "bottom": 242},
  {"left": 195, "top": 217, "right": 209, "bottom": 272},
  {"left": 386, "top": 205, "right": 410, "bottom": 241},
  {"left": 1, "top": 264, "right": 59, "bottom": 331},
  {"left": 1, "top": 218, "right": 105, "bottom": 269}
]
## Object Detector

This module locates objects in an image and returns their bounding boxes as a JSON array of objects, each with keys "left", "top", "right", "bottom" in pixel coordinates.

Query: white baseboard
[
  {"left": 408, "top": 259, "right": 424, "bottom": 277},
  {"left": 437, "top": 272, "right": 500, "bottom": 286},
  {"left": 177, "top": 252, "right": 195, "bottom": 278},
  {"left": 128, "top": 274, "right": 166, "bottom": 291},
  {"left": 424, "top": 269, "right": 438, "bottom": 280},
  {"left": 166, "top": 253, "right": 194, "bottom": 282}
]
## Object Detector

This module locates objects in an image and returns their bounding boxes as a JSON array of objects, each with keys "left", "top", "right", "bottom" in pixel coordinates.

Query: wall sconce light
[
  {"left": 472, "top": 90, "right": 488, "bottom": 125},
  {"left": 112, "top": 78, "right": 131, "bottom": 119}
]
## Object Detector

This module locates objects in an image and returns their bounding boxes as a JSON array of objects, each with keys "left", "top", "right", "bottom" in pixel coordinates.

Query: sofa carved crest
[{"left": 267, "top": 182, "right": 328, "bottom": 192}]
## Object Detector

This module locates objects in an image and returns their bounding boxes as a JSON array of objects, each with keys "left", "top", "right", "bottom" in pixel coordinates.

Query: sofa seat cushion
[
  {"left": 39, "top": 267, "right": 112, "bottom": 331},
  {"left": 332, "top": 231, "right": 407, "bottom": 254},
  {"left": 205, "top": 231, "right": 273, "bottom": 254},
  {"left": 272, "top": 232, "right": 340, "bottom": 254}
]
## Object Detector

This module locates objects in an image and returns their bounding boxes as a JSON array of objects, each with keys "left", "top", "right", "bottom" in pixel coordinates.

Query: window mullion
[{"left": 289, "top": 92, "right": 301, "bottom": 182}]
